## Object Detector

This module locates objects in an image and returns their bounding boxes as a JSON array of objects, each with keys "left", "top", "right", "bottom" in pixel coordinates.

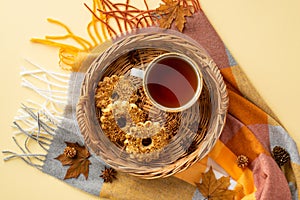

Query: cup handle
[{"left": 130, "top": 68, "right": 145, "bottom": 79}]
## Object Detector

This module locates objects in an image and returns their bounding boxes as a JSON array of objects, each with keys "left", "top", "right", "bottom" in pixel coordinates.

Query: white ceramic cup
[{"left": 130, "top": 52, "right": 203, "bottom": 112}]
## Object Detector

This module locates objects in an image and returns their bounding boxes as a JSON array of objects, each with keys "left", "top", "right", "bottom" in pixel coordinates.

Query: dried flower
[
  {"left": 272, "top": 146, "right": 291, "bottom": 166},
  {"left": 236, "top": 155, "right": 249, "bottom": 168},
  {"left": 100, "top": 167, "right": 117, "bottom": 183},
  {"left": 63, "top": 146, "right": 77, "bottom": 158},
  {"left": 100, "top": 100, "right": 147, "bottom": 146},
  {"left": 124, "top": 128, "right": 169, "bottom": 156},
  {"left": 111, "top": 100, "right": 146, "bottom": 126},
  {"left": 100, "top": 107, "right": 126, "bottom": 144},
  {"left": 129, "top": 121, "right": 161, "bottom": 138},
  {"left": 95, "top": 73, "right": 182, "bottom": 161},
  {"left": 129, "top": 104, "right": 147, "bottom": 123},
  {"left": 113, "top": 77, "right": 136, "bottom": 102},
  {"left": 95, "top": 75, "right": 120, "bottom": 109}
]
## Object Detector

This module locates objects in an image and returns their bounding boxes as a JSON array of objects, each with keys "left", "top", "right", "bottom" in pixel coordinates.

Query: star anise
[{"left": 100, "top": 167, "right": 117, "bottom": 183}]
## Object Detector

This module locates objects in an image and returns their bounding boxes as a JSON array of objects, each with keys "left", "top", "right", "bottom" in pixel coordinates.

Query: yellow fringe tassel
[{"left": 31, "top": 0, "right": 155, "bottom": 72}]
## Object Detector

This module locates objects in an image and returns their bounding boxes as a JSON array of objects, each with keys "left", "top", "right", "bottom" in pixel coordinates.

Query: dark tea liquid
[{"left": 146, "top": 56, "right": 198, "bottom": 108}]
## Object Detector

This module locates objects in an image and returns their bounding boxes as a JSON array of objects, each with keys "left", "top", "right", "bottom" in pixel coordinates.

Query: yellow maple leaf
[
  {"left": 195, "top": 167, "right": 236, "bottom": 200},
  {"left": 156, "top": 0, "right": 193, "bottom": 32}
]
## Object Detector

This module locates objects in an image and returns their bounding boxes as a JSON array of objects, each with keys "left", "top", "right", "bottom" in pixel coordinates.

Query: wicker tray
[{"left": 76, "top": 31, "right": 228, "bottom": 179}]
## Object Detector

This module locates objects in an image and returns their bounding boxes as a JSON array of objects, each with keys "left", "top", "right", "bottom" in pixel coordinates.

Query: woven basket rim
[{"left": 76, "top": 31, "right": 229, "bottom": 179}]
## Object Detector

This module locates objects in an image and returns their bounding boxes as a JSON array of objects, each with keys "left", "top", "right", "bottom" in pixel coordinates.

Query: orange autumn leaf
[
  {"left": 55, "top": 142, "right": 91, "bottom": 180},
  {"left": 156, "top": 0, "right": 193, "bottom": 32},
  {"left": 195, "top": 167, "right": 236, "bottom": 200}
]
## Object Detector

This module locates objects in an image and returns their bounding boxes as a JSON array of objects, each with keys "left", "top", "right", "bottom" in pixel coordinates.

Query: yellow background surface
[{"left": 0, "top": 0, "right": 299, "bottom": 199}]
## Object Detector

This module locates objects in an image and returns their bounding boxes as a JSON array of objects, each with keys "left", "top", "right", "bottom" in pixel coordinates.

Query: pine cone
[
  {"left": 63, "top": 146, "right": 77, "bottom": 158},
  {"left": 272, "top": 146, "right": 290, "bottom": 166},
  {"left": 100, "top": 167, "right": 117, "bottom": 183},
  {"left": 236, "top": 155, "right": 249, "bottom": 168}
]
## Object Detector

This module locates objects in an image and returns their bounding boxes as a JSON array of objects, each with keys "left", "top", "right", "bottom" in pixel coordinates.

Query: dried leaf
[
  {"left": 196, "top": 167, "right": 236, "bottom": 200},
  {"left": 55, "top": 154, "right": 74, "bottom": 166},
  {"left": 156, "top": 0, "right": 193, "bottom": 32},
  {"left": 55, "top": 142, "right": 91, "bottom": 180},
  {"left": 64, "top": 158, "right": 91, "bottom": 180}
]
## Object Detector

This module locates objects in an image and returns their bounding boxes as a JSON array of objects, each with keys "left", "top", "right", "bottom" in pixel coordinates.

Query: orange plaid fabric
[{"left": 174, "top": 10, "right": 299, "bottom": 200}]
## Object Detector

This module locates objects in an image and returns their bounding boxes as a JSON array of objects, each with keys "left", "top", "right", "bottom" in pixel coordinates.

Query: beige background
[{"left": 0, "top": 0, "right": 299, "bottom": 199}]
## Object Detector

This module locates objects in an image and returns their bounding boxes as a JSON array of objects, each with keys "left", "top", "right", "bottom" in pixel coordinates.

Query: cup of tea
[{"left": 130, "top": 52, "right": 203, "bottom": 112}]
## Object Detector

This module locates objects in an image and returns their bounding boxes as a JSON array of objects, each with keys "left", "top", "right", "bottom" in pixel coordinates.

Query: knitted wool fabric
[{"left": 3, "top": 1, "right": 299, "bottom": 199}]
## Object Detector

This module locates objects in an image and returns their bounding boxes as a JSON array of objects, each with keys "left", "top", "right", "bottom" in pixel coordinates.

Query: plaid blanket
[{"left": 4, "top": 1, "right": 299, "bottom": 199}]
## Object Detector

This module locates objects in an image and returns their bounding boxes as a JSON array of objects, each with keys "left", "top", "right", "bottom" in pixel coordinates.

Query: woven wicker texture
[{"left": 76, "top": 32, "right": 228, "bottom": 179}]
